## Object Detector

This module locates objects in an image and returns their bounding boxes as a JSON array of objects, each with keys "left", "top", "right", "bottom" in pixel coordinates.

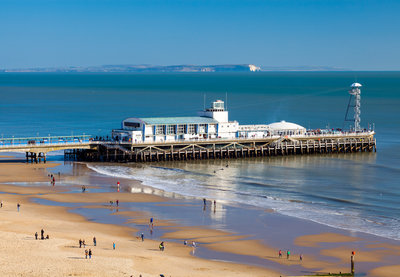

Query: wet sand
[{"left": 0, "top": 157, "right": 400, "bottom": 276}]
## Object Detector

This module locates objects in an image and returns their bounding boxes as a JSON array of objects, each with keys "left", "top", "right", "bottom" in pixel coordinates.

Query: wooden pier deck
[
  {"left": 0, "top": 131, "right": 376, "bottom": 163},
  {"left": 67, "top": 131, "right": 376, "bottom": 163}
]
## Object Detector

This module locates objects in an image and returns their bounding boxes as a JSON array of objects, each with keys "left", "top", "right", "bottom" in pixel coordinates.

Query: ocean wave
[{"left": 85, "top": 163, "right": 400, "bottom": 241}]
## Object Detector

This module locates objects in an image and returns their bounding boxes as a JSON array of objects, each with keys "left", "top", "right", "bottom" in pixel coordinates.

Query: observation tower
[{"left": 344, "top": 83, "right": 362, "bottom": 132}]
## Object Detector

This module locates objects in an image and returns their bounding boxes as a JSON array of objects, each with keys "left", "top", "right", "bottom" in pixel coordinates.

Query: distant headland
[{"left": 0, "top": 64, "right": 348, "bottom": 73}]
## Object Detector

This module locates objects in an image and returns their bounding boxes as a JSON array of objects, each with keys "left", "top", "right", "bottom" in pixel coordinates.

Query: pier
[
  {"left": 66, "top": 131, "right": 376, "bottom": 163},
  {"left": 0, "top": 132, "right": 376, "bottom": 163}
]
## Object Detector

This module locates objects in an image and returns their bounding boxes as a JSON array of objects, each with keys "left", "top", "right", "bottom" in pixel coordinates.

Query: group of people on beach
[
  {"left": 35, "top": 229, "right": 49, "bottom": 240},
  {"left": 278, "top": 249, "right": 303, "bottom": 261},
  {"left": 79, "top": 237, "right": 98, "bottom": 259},
  {"left": 79, "top": 237, "right": 97, "bottom": 248},
  {"left": 79, "top": 238, "right": 86, "bottom": 248},
  {"left": 109, "top": 199, "right": 119, "bottom": 207},
  {"left": 146, "top": 218, "right": 165, "bottom": 251},
  {"left": 0, "top": 201, "right": 21, "bottom": 211},
  {"left": 84, "top": 249, "right": 93, "bottom": 259},
  {"left": 183, "top": 240, "right": 197, "bottom": 248},
  {"left": 48, "top": 174, "right": 56, "bottom": 186},
  {"left": 202, "top": 198, "right": 217, "bottom": 212}
]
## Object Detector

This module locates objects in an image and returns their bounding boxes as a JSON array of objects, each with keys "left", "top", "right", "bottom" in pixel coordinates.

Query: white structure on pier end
[{"left": 266, "top": 121, "right": 306, "bottom": 136}]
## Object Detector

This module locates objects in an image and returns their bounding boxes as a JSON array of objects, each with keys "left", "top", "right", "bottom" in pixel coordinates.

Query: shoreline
[{"left": 0, "top": 157, "right": 399, "bottom": 276}]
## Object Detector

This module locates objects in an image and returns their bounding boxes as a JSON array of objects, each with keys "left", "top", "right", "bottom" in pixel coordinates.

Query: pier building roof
[
  {"left": 124, "top": 116, "right": 219, "bottom": 125},
  {"left": 351, "top": 82, "right": 362, "bottom": 88},
  {"left": 267, "top": 121, "right": 305, "bottom": 130}
]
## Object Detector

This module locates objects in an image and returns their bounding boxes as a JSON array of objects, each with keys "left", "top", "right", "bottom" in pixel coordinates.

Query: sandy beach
[
  {"left": 0, "top": 160, "right": 279, "bottom": 277},
  {"left": 0, "top": 158, "right": 399, "bottom": 277}
]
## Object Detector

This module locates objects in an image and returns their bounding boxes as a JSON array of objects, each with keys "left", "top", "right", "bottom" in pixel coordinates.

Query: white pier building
[{"left": 112, "top": 100, "right": 306, "bottom": 143}]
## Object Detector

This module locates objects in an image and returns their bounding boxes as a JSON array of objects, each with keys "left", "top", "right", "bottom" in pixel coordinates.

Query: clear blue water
[{"left": 1, "top": 72, "right": 400, "bottom": 240}]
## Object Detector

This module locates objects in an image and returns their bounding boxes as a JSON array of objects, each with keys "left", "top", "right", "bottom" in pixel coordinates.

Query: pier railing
[
  {"left": 0, "top": 130, "right": 374, "bottom": 149},
  {"left": 112, "top": 130, "right": 375, "bottom": 146},
  {"left": 0, "top": 135, "right": 92, "bottom": 148}
]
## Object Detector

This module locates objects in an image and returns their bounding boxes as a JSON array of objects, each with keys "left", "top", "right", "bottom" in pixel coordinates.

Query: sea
[{"left": 1, "top": 72, "right": 399, "bottom": 241}]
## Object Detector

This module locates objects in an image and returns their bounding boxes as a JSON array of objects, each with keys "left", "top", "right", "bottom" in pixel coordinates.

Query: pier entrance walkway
[{"left": 0, "top": 135, "right": 95, "bottom": 163}]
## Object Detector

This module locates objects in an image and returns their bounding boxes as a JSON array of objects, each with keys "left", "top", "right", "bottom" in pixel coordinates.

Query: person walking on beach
[
  {"left": 41, "top": 229, "right": 44, "bottom": 240},
  {"left": 203, "top": 198, "right": 206, "bottom": 206},
  {"left": 17, "top": 203, "right": 20, "bottom": 212},
  {"left": 35, "top": 232, "right": 38, "bottom": 240},
  {"left": 79, "top": 239, "right": 82, "bottom": 248},
  {"left": 85, "top": 249, "right": 88, "bottom": 259},
  {"left": 83, "top": 239, "right": 86, "bottom": 248},
  {"left": 116, "top": 200, "right": 119, "bottom": 207},
  {"left": 88, "top": 249, "right": 92, "bottom": 259},
  {"left": 141, "top": 233, "right": 144, "bottom": 242},
  {"left": 1, "top": 200, "right": 3, "bottom": 208},
  {"left": 113, "top": 242, "right": 116, "bottom": 250},
  {"left": 287, "top": 250, "right": 290, "bottom": 259},
  {"left": 93, "top": 236, "right": 96, "bottom": 246},
  {"left": 300, "top": 254, "right": 303, "bottom": 261},
  {"left": 278, "top": 250, "right": 282, "bottom": 258},
  {"left": 159, "top": 241, "right": 165, "bottom": 251}
]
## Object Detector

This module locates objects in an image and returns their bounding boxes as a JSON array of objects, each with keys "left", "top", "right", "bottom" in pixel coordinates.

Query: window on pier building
[
  {"left": 198, "top": 124, "right": 207, "bottom": 134},
  {"left": 208, "top": 124, "right": 217, "bottom": 133},
  {"left": 177, "top": 124, "right": 186, "bottom": 134},
  {"left": 155, "top": 125, "right": 165, "bottom": 135},
  {"left": 212, "top": 101, "right": 225, "bottom": 110},
  {"left": 166, "top": 125, "right": 176, "bottom": 135},
  {"left": 188, "top": 124, "right": 197, "bottom": 134},
  {"left": 124, "top": 122, "right": 140, "bottom": 128}
]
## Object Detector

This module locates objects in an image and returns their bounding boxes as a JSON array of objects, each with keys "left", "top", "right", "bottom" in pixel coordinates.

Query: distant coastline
[{"left": 0, "top": 64, "right": 349, "bottom": 73}]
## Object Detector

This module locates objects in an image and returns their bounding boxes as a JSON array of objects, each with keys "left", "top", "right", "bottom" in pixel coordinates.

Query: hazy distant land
[{"left": 0, "top": 64, "right": 348, "bottom": 73}]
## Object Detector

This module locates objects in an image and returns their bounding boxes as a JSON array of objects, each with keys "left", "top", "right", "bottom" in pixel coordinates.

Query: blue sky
[{"left": 1, "top": 0, "right": 399, "bottom": 70}]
